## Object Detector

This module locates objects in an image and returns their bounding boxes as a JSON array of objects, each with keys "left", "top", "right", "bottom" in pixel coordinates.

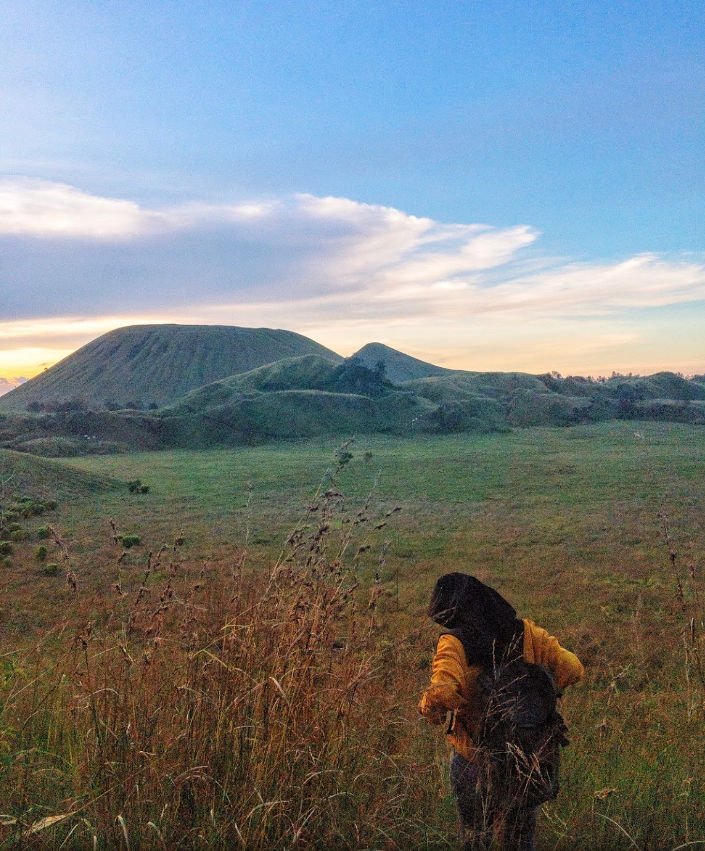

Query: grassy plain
[{"left": 1, "top": 421, "right": 704, "bottom": 848}]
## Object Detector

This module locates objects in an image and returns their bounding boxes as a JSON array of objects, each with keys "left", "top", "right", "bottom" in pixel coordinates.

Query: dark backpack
[{"left": 474, "top": 657, "right": 569, "bottom": 809}]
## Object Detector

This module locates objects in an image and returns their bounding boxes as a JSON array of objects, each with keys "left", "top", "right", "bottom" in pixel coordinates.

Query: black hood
[{"left": 428, "top": 572, "right": 524, "bottom": 667}]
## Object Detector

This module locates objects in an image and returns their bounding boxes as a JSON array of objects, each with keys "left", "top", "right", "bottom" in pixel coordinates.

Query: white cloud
[
  {"left": 1, "top": 178, "right": 704, "bottom": 377},
  {"left": 0, "top": 178, "right": 152, "bottom": 238},
  {"left": 0, "top": 179, "right": 284, "bottom": 241},
  {"left": 479, "top": 253, "right": 705, "bottom": 315}
]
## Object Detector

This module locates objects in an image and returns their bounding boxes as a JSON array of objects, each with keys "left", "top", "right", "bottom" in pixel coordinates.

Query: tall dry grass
[
  {"left": 0, "top": 457, "right": 443, "bottom": 849},
  {"left": 2, "top": 437, "right": 705, "bottom": 849}
]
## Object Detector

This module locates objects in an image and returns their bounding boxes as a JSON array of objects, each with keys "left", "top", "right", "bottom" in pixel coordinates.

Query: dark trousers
[{"left": 450, "top": 751, "right": 538, "bottom": 851}]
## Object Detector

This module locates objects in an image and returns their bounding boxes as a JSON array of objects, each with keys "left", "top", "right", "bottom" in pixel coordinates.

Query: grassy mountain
[
  {"left": 351, "top": 342, "right": 453, "bottom": 383},
  {"left": 0, "top": 325, "right": 342, "bottom": 412}
]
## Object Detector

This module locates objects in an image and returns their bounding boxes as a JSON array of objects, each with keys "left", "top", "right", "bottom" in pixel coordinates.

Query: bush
[
  {"left": 42, "top": 563, "right": 59, "bottom": 576},
  {"left": 35, "top": 545, "right": 48, "bottom": 561},
  {"left": 0, "top": 542, "right": 12, "bottom": 556},
  {"left": 10, "top": 529, "right": 28, "bottom": 542},
  {"left": 128, "top": 479, "right": 150, "bottom": 494},
  {"left": 119, "top": 534, "right": 141, "bottom": 548},
  {"left": 35, "top": 526, "right": 51, "bottom": 540},
  {"left": 10, "top": 497, "right": 56, "bottom": 518}
]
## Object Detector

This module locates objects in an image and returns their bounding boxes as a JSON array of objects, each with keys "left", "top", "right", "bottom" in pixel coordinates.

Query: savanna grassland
[{"left": 1, "top": 421, "right": 704, "bottom": 849}]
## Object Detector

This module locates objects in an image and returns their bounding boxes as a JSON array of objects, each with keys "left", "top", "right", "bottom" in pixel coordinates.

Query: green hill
[
  {"left": 0, "top": 325, "right": 342, "bottom": 412},
  {"left": 351, "top": 342, "right": 454, "bottom": 383},
  {"left": 165, "top": 355, "right": 341, "bottom": 414},
  {"left": 1, "top": 326, "right": 703, "bottom": 456},
  {"left": 403, "top": 371, "right": 548, "bottom": 403},
  {"left": 164, "top": 354, "right": 400, "bottom": 415},
  {"left": 160, "top": 389, "right": 437, "bottom": 447},
  {"left": 160, "top": 356, "right": 433, "bottom": 445},
  {"left": 0, "top": 448, "right": 121, "bottom": 500}
]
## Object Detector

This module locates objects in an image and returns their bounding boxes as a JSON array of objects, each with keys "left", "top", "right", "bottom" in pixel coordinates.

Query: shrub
[
  {"left": 35, "top": 545, "right": 48, "bottom": 562},
  {"left": 10, "top": 529, "right": 28, "bottom": 542},
  {"left": 119, "top": 534, "right": 141, "bottom": 548},
  {"left": 13, "top": 498, "right": 55, "bottom": 518},
  {"left": 128, "top": 479, "right": 150, "bottom": 494},
  {"left": 0, "top": 542, "right": 12, "bottom": 556},
  {"left": 35, "top": 526, "right": 51, "bottom": 540},
  {"left": 42, "top": 563, "right": 59, "bottom": 576}
]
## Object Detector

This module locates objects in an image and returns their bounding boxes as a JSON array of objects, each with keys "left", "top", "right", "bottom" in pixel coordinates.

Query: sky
[{"left": 1, "top": 0, "right": 704, "bottom": 390}]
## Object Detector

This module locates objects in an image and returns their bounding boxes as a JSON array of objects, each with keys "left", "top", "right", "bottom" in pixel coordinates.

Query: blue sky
[{"left": 1, "top": 0, "right": 704, "bottom": 386}]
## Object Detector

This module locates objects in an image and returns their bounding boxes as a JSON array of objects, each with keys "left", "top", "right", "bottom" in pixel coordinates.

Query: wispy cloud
[
  {"left": 1, "top": 178, "right": 704, "bottom": 375},
  {"left": 0, "top": 179, "right": 149, "bottom": 238},
  {"left": 0, "top": 178, "right": 282, "bottom": 240}
]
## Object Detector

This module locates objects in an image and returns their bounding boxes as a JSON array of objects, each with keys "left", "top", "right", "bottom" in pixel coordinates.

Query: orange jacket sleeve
[
  {"left": 523, "top": 619, "right": 584, "bottom": 691},
  {"left": 418, "top": 634, "right": 471, "bottom": 723}
]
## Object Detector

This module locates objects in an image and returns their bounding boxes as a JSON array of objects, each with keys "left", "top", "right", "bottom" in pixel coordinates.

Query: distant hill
[
  {"left": 165, "top": 355, "right": 341, "bottom": 414},
  {"left": 160, "top": 389, "right": 436, "bottom": 446},
  {"left": 0, "top": 325, "right": 342, "bottom": 412},
  {"left": 351, "top": 342, "right": 453, "bottom": 383},
  {"left": 165, "top": 354, "right": 400, "bottom": 416},
  {"left": 0, "top": 323, "right": 703, "bottom": 456},
  {"left": 158, "top": 354, "right": 431, "bottom": 445},
  {"left": 404, "top": 370, "right": 705, "bottom": 425}
]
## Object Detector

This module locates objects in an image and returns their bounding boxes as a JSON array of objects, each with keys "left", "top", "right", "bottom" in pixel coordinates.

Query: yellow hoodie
[{"left": 418, "top": 619, "right": 584, "bottom": 762}]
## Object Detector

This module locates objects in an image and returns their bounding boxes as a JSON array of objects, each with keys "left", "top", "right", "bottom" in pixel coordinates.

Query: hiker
[{"left": 419, "top": 573, "right": 584, "bottom": 851}]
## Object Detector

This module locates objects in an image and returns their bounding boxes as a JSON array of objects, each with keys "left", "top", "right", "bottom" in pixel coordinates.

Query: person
[{"left": 418, "top": 572, "right": 584, "bottom": 850}]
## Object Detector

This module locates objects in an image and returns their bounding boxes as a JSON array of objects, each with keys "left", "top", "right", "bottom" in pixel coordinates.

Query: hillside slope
[
  {"left": 0, "top": 325, "right": 342, "bottom": 411},
  {"left": 0, "top": 448, "right": 121, "bottom": 499},
  {"left": 165, "top": 354, "right": 340, "bottom": 414},
  {"left": 351, "top": 342, "right": 453, "bottom": 383}
]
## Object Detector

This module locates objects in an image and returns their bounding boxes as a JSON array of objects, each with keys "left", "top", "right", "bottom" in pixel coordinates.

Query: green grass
[
  {"left": 1, "top": 421, "right": 704, "bottom": 847},
  {"left": 52, "top": 421, "right": 704, "bottom": 591}
]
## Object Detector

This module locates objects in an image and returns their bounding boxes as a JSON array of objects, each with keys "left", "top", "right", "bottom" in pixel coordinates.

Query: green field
[
  {"left": 1, "top": 421, "right": 704, "bottom": 848},
  {"left": 56, "top": 420, "right": 705, "bottom": 626}
]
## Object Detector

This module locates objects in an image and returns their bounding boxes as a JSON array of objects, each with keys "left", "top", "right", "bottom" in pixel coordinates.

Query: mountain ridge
[
  {"left": 1, "top": 324, "right": 704, "bottom": 456},
  {"left": 0, "top": 324, "right": 342, "bottom": 411}
]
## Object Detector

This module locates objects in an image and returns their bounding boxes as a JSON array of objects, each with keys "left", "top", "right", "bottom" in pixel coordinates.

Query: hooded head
[{"left": 428, "top": 572, "right": 523, "bottom": 666}]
